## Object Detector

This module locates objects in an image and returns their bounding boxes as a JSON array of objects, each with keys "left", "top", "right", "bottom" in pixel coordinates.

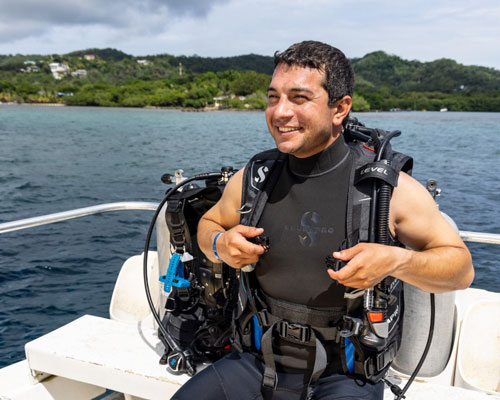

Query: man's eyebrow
[
  {"left": 290, "top": 87, "right": 314, "bottom": 95},
  {"left": 267, "top": 87, "right": 314, "bottom": 94}
]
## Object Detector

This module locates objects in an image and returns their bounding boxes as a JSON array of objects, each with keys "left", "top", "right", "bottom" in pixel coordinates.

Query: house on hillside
[
  {"left": 213, "top": 95, "right": 229, "bottom": 108},
  {"left": 24, "top": 60, "right": 36, "bottom": 65},
  {"left": 71, "top": 69, "right": 88, "bottom": 78},
  {"left": 137, "top": 59, "right": 150, "bottom": 65},
  {"left": 49, "top": 63, "right": 70, "bottom": 79},
  {"left": 84, "top": 55, "right": 95, "bottom": 61}
]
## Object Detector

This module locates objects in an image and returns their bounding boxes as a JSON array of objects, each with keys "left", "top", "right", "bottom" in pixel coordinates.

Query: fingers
[
  {"left": 239, "top": 226, "right": 264, "bottom": 238},
  {"left": 328, "top": 265, "right": 376, "bottom": 289},
  {"left": 332, "top": 243, "right": 362, "bottom": 261},
  {"left": 327, "top": 244, "right": 361, "bottom": 284},
  {"left": 217, "top": 225, "right": 266, "bottom": 269},
  {"left": 327, "top": 243, "right": 383, "bottom": 289},
  {"left": 328, "top": 262, "right": 359, "bottom": 285}
]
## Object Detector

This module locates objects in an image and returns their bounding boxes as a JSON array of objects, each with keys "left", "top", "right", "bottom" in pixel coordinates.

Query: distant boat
[{"left": 440, "top": 108, "right": 448, "bottom": 112}]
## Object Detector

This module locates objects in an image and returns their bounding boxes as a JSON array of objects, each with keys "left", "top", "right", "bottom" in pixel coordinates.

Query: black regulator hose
[
  {"left": 369, "top": 129, "right": 401, "bottom": 244},
  {"left": 367, "top": 130, "right": 436, "bottom": 399},
  {"left": 142, "top": 172, "right": 223, "bottom": 358}
]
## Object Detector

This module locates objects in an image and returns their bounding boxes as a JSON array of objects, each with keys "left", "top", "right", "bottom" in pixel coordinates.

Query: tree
[{"left": 351, "top": 94, "right": 370, "bottom": 111}]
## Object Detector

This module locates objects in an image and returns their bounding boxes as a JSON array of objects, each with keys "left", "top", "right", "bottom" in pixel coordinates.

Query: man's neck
[{"left": 288, "top": 134, "right": 350, "bottom": 177}]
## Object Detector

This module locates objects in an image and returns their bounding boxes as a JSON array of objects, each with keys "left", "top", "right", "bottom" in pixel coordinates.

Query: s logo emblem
[
  {"left": 299, "top": 211, "right": 320, "bottom": 247},
  {"left": 254, "top": 166, "right": 269, "bottom": 184}
]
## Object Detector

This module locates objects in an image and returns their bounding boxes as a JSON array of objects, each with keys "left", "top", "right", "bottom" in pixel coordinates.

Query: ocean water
[{"left": 0, "top": 105, "right": 499, "bottom": 368}]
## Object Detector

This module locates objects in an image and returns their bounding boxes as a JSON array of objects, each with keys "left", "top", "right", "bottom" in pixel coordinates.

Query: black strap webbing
[
  {"left": 261, "top": 321, "right": 329, "bottom": 399},
  {"left": 262, "top": 293, "right": 344, "bottom": 328}
]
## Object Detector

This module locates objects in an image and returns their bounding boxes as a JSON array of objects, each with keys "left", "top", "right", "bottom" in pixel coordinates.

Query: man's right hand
[{"left": 215, "top": 226, "right": 266, "bottom": 269}]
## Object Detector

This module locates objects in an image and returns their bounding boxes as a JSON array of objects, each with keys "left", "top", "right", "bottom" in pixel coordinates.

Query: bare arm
[
  {"left": 328, "top": 172, "right": 474, "bottom": 293},
  {"left": 197, "top": 168, "right": 265, "bottom": 268}
]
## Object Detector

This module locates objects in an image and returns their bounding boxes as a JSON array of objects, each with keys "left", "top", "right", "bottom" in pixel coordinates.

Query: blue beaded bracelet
[{"left": 213, "top": 232, "right": 223, "bottom": 261}]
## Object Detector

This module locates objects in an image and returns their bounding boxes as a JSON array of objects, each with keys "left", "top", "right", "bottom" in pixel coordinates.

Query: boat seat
[
  {"left": 455, "top": 300, "right": 500, "bottom": 395},
  {"left": 25, "top": 314, "right": 191, "bottom": 400},
  {"left": 23, "top": 314, "right": 499, "bottom": 400},
  {"left": 0, "top": 360, "right": 105, "bottom": 400}
]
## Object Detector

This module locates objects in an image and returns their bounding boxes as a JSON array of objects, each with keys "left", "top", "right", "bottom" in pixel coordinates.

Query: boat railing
[
  {"left": 0, "top": 202, "right": 499, "bottom": 246},
  {"left": 0, "top": 202, "right": 157, "bottom": 234}
]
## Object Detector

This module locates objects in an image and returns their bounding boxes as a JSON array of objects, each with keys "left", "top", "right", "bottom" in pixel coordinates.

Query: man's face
[{"left": 265, "top": 64, "right": 338, "bottom": 158}]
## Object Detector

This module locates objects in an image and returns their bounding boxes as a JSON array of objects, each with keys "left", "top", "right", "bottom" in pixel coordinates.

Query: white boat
[{"left": 0, "top": 175, "right": 499, "bottom": 400}]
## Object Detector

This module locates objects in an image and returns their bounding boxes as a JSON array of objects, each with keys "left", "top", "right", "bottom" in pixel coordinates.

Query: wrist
[
  {"left": 393, "top": 247, "right": 414, "bottom": 279},
  {"left": 212, "top": 232, "right": 223, "bottom": 262}
]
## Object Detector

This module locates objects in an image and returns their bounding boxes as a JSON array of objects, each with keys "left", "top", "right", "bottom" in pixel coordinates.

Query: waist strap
[{"left": 261, "top": 292, "right": 345, "bottom": 328}]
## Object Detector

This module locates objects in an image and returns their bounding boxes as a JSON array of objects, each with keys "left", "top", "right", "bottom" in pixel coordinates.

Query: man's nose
[{"left": 274, "top": 96, "right": 294, "bottom": 120}]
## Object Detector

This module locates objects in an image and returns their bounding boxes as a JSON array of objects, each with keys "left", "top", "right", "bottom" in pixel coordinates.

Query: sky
[{"left": 1, "top": 0, "right": 499, "bottom": 70}]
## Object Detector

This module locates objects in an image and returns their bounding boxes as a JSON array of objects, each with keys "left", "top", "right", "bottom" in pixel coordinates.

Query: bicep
[
  {"left": 390, "top": 173, "right": 466, "bottom": 251},
  {"left": 201, "top": 167, "right": 244, "bottom": 229}
]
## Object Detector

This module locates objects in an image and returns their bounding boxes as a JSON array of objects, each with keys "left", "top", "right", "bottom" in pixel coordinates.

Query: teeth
[{"left": 278, "top": 127, "right": 299, "bottom": 132}]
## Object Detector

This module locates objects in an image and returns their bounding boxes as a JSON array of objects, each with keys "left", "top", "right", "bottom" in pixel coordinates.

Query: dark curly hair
[{"left": 274, "top": 41, "right": 354, "bottom": 106}]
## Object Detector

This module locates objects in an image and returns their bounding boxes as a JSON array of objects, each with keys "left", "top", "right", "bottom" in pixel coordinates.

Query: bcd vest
[{"left": 232, "top": 136, "right": 413, "bottom": 397}]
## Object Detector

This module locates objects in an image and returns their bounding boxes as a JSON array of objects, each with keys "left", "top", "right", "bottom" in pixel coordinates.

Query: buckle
[
  {"left": 278, "top": 320, "right": 311, "bottom": 343},
  {"left": 165, "top": 296, "right": 176, "bottom": 312},
  {"left": 340, "top": 316, "right": 364, "bottom": 338}
]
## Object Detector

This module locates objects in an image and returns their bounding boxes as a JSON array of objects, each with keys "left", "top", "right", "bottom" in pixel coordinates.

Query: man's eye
[{"left": 293, "top": 95, "right": 308, "bottom": 103}]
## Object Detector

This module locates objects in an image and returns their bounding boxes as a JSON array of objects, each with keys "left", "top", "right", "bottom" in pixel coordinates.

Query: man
[{"left": 172, "top": 41, "right": 473, "bottom": 400}]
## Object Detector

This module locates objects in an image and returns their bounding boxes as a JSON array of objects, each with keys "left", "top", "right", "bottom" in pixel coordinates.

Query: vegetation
[{"left": 1, "top": 48, "right": 499, "bottom": 111}]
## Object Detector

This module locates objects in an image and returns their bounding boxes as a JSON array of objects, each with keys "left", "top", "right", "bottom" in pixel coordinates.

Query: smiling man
[{"left": 172, "top": 41, "right": 473, "bottom": 400}]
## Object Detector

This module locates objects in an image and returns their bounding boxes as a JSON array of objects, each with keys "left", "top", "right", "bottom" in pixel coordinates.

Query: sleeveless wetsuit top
[
  {"left": 256, "top": 135, "right": 352, "bottom": 308},
  {"left": 255, "top": 136, "right": 353, "bottom": 372}
]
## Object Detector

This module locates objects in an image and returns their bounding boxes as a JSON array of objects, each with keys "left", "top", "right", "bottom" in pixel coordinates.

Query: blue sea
[{"left": 0, "top": 105, "right": 499, "bottom": 368}]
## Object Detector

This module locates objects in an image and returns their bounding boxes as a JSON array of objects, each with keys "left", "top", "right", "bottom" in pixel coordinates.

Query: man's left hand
[{"left": 327, "top": 243, "right": 409, "bottom": 289}]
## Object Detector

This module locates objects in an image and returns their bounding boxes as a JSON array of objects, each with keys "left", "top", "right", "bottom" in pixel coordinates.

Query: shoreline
[
  {"left": 0, "top": 102, "right": 263, "bottom": 112},
  {"left": 0, "top": 102, "right": 65, "bottom": 107},
  {"left": 1, "top": 102, "right": 497, "bottom": 113}
]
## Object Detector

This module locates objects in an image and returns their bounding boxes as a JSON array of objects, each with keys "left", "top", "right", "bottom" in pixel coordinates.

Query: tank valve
[
  {"left": 426, "top": 179, "right": 441, "bottom": 200},
  {"left": 161, "top": 173, "right": 174, "bottom": 184},
  {"left": 175, "top": 169, "right": 185, "bottom": 185},
  {"left": 220, "top": 166, "right": 234, "bottom": 183}
]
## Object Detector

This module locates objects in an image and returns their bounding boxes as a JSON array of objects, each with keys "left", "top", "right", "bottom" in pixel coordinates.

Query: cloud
[
  {"left": 157, "top": 0, "right": 228, "bottom": 18},
  {"left": 0, "top": 0, "right": 228, "bottom": 43},
  {"left": 0, "top": 0, "right": 499, "bottom": 69}
]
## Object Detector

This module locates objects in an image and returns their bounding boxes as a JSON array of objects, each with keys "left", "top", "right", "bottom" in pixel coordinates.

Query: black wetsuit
[{"left": 172, "top": 137, "right": 384, "bottom": 399}]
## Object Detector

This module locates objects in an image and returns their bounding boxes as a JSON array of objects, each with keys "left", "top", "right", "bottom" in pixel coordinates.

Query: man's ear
[{"left": 332, "top": 96, "right": 352, "bottom": 127}]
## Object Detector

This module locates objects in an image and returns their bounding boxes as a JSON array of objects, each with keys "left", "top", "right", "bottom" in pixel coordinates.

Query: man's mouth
[{"left": 277, "top": 126, "right": 301, "bottom": 133}]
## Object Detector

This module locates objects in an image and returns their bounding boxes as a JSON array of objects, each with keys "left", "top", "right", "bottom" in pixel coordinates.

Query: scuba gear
[
  {"left": 142, "top": 117, "right": 434, "bottom": 400},
  {"left": 143, "top": 167, "right": 238, "bottom": 376},
  {"left": 232, "top": 117, "right": 413, "bottom": 396}
]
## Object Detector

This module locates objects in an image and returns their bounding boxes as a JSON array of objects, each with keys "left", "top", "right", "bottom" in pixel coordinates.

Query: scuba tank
[{"left": 392, "top": 182, "right": 456, "bottom": 378}]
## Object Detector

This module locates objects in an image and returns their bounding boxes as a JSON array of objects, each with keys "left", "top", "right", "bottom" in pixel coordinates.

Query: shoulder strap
[
  {"left": 240, "top": 148, "right": 287, "bottom": 227},
  {"left": 391, "top": 150, "right": 413, "bottom": 176},
  {"left": 346, "top": 143, "right": 375, "bottom": 247},
  {"left": 346, "top": 143, "right": 413, "bottom": 247}
]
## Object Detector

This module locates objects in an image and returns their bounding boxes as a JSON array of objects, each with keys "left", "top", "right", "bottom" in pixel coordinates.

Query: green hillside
[
  {"left": 0, "top": 48, "right": 499, "bottom": 111},
  {"left": 353, "top": 51, "right": 500, "bottom": 93}
]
